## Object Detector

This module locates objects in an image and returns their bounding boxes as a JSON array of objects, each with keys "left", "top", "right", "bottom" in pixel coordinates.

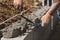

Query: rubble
[{"left": 0, "top": 0, "right": 43, "bottom": 39}]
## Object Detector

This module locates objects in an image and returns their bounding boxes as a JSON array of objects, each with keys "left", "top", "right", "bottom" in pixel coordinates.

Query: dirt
[{"left": 0, "top": 0, "right": 42, "bottom": 29}]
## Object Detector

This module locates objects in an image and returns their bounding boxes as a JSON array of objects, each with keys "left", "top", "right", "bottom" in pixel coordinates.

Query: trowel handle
[
  {"left": 35, "top": 21, "right": 42, "bottom": 27},
  {"left": 35, "top": 18, "right": 44, "bottom": 27}
]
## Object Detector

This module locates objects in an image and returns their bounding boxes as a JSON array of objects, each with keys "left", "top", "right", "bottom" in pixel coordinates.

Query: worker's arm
[
  {"left": 41, "top": 1, "right": 60, "bottom": 26},
  {"left": 46, "top": 1, "right": 60, "bottom": 15},
  {"left": 13, "top": 0, "right": 23, "bottom": 9}
]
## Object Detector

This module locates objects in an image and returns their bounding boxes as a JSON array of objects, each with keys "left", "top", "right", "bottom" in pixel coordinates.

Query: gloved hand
[{"left": 13, "top": 0, "right": 22, "bottom": 9}]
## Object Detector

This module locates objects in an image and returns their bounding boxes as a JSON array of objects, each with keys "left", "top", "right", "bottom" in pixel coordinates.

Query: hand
[
  {"left": 13, "top": 0, "right": 22, "bottom": 9},
  {"left": 41, "top": 13, "right": 51, "bottom": 26}
]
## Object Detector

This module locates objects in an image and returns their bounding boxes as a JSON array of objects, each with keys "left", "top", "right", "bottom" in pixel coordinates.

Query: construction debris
[{"left": 0, "top": 0, "right": 43, "bottom": 38}]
